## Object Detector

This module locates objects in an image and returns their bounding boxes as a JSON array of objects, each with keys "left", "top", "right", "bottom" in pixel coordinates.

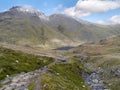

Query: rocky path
[
  {"left": 0, "top": 54, "right": 110, "bottom": 90},
  {"left": 0, "top": 54, "right": 68, "bottom": 90},
  {"left": 0, "top": 66, "right": 47, "bottom": 90},
  {"left": 83, "top": 63, "right": 109, "bottom": 90},
  {"left": 34, "top": 77, "right": 41, "bottom": 90}
]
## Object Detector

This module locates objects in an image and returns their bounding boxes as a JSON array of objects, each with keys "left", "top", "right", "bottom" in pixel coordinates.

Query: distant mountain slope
[
  {"left": 0, "top": 6, "right": 120, "bottom": 48},
  {"left": 49, "top": 14, "right": 120, "bottom": 41},
  {"left": 0, "top": 6, "right": 73, "bottom": 48}
]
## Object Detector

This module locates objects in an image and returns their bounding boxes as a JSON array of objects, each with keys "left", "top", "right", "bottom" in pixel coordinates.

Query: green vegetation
[
  {"left": 0, "top": 47, "right": 54, "bottom": 80},
  {"left": 28, "top": 82, "right": 35, "bottom": 90},
  {"left": 109, "top": 80, "right": 120, "bottom": 90},
  {"left": 41, "top": 61, "right": 90, "bottom": 90},
  {"left": 0, "top": 18, "right": 63, "bottom": 47},
  {"left": 85, "top": 56, "right": 120, "bottom": 69}
]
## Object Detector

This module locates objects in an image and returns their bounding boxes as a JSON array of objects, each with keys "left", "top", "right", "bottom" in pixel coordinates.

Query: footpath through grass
[{"left": 41, "top": 60, "right": 90, "bottom": 90}]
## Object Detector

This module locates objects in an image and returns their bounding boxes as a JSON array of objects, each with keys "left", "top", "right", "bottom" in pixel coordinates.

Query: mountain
[
  {"left": 49, "top": 14, "right": 117, "bottom": 41},
  {"left": 0, "top": 6, "right": 120, "bottom": 48}
]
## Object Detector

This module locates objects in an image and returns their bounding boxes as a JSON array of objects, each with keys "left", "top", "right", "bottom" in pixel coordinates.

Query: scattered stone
[
  {"left": 56, "top": 73, "right": 60, "bottom": 75},
  {"left": 6, "top": 75, "right": 9, "bottom": 78},
  {"left": 15, "top": 60, "right": 19, "bottom": 63},
  {"left": 0, "top": 66, "right": 47, "bottom": 90},
  {"left": 93, "top": 79, "right": 99, "bottom": 84},
  {"left": 43, "top": 84, "right": 49, "bottom": 88},
  {"left": 83, "top": 63, "right": 109, "bottom": 90},
  {"left": 99, "top": 39, "right": 107, "bottom": 45},
  {"left": 82, "top": 85, "right": 86, "bottom": 88}
]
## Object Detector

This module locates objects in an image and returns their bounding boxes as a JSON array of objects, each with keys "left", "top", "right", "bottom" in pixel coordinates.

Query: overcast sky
[{"left": 0, "top": 0, "right": 120, "bottom": 24}]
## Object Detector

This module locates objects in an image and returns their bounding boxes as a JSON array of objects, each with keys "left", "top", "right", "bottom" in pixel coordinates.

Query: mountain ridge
[{"left": 0, "top": 6, "right": 120, "bottom": 48}]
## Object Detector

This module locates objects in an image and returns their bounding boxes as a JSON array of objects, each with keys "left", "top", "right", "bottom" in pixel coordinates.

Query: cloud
[
  {"left": 109, "top": 15, "right": 120, "bottom": 24},
  {"left": 97, "top": 15, "right": 120, "bottom": 24},
  {"left": 53, "top": 4, "right": 65, "bottom": 13},
  {"left": 64, "top": 7, "right": 90, "bottom": 17},
  {"left": 64, "top": 0, "right": 120, "bottom": 18},
  {"left": 96, "top": 20, "right": 108, "bottom": 25}
]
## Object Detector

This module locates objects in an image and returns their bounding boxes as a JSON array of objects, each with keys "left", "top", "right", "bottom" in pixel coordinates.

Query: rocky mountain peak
[
  {"left": 8, "top": 6, "right": 49, "bottom": 20},
  {"left": 9, "top": 6, "right": 43, "bottom": 14}
]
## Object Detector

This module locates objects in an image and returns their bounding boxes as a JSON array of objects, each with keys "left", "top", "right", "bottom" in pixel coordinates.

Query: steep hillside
[
  {"left": 49, "top": 14, "right": 115, "bottom": 41},
  {"left": 0, "top": 6, "right": 74, "bottom": 48}
]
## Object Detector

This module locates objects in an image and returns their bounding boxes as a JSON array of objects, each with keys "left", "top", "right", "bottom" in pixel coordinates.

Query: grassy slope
[
  {"left": 1, "top": 15, "right": 120, "bottom": 48},
  {"left": 0, "top": 18, "right": 70, "bottom": 48},
  {"left": 0, "top": 46, "right": 90, "bottom": 90},
  {"left": 50, "top": 14, "right": 120, "bottom": 42},
  {"left": 0, "top": 47, "right": 54, "bottom": 80},
  {"left": 40, "top": 60, "right": 90, "bottom": 90}
]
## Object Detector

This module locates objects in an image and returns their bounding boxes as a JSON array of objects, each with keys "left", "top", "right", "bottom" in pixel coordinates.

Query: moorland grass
[{"left": 0, "top": 47, "right": 54, "bottom": 80}]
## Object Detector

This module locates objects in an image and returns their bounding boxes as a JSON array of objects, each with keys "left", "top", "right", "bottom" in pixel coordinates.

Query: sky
[{"left": 0, "top": 0, "right": 120, "bottom": 24}]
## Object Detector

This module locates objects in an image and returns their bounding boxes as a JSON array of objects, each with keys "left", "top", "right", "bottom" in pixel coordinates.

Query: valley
[{"left": 0, "top": 6, "right": 120, "bottom": 90}]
